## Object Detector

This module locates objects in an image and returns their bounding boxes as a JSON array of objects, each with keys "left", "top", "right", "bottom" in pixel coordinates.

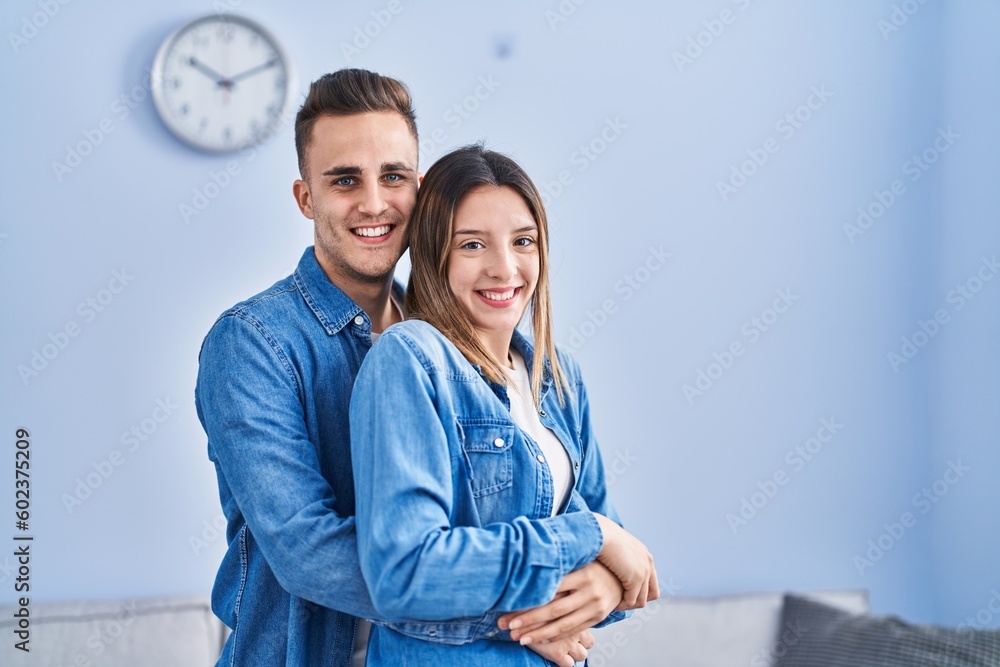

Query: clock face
[{"left": 152, "top": 14, "right": 293, "bottom": 152}]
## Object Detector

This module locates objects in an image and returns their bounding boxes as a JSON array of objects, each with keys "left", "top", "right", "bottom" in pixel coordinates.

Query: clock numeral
[
  {"left": 172, "top": 78, "right": 182, "bottom": 89},
  {"left": 223, "top": 127, "right": 233, "bottom": 144},
  {"left": 217, "top": 24, "right": 235, "bottom": 42},
  {"left": 275, "top": 76, "right": 286, "bottom": 91},
  {"left": 192, "top": 33, "right": 209, "bottom": 49},
  {"left": 180, "top": 103, "right": 190, "bottom": 116}
]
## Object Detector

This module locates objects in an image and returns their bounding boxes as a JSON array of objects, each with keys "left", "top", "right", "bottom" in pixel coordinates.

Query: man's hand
[
  {"left": 593, "top": 514, "right": 659, "bottom": 610},
  {"left": 498, "top": 561, "right": 623, "bottom": 645},
  {"left": 524, "top": 629, "right": 594, "bottom": 667}
]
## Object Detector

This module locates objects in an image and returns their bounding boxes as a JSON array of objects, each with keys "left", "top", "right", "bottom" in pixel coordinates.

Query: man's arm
[{"left": 196, "top": 314, "right": 377, "bottom": 618}]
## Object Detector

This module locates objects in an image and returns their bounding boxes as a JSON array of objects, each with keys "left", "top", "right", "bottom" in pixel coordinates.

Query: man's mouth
[{"left": 352, "top": 224, "right": 395, "bottom": 239}]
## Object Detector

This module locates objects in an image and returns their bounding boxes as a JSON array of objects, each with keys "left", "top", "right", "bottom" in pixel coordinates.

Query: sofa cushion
[
  {"left": 0, "top": 594, "right": 225, "bottom": 667},
  {"left": 773, "top": 594, "right": 1000, "bottom": 667},
  {"left": 589, "top": 589, "right": 869, "bottom": 667}
]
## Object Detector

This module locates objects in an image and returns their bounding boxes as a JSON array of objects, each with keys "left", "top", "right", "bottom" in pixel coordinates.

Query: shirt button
[
  {"left": 536, "top": 454, "right": 545, "bottom": 464},
  {"left": 538, "top": 409, "right": 547, "bottom": 417},
  {"left": 574, "top": 460, "right": 580, "bottom": 470},
  {"left": 354, "top": 315, "right": 364, "bottom": 326},
  {"left": 493, "top": 437, "right": 505, "bottom": 448}
]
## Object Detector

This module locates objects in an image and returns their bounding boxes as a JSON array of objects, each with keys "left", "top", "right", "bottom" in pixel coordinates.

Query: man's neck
[{"left": 316, "top": 259, "right": 401, "bottom": 334}]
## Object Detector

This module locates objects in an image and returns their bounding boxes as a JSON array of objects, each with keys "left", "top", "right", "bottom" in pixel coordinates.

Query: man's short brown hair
[{"left": 294, "top": 68, "right": 418, "bottom": 177}]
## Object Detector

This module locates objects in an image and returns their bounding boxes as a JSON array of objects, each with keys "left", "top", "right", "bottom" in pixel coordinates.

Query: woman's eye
[
  {"left": 514, "top": 237, "right": 536, "bottom": 247},
  {"left": 462, "top": 241, "right": 484, "bottom": 250}
]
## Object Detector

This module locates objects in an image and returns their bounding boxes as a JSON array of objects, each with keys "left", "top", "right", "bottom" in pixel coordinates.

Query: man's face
[{"left": 294, "top": 112, "right": 418, "bottom": 286}]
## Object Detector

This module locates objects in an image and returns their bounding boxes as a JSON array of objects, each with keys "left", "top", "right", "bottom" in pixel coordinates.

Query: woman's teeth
[{"left": 479, "top": 289, "right": 516, "bottom": 301}]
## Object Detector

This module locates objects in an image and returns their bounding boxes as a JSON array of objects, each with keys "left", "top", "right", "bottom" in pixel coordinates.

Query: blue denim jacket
[
  {"left": 196, "top": 247, "right": 417, "bottom": 666},
  {"left": 350, "top": 319, "right": 629, "bottom": 665}
]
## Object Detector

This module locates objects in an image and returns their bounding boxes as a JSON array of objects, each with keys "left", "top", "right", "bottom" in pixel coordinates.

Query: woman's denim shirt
[{"left": 350, "top": 319, "right": 629, "bottom": 664}]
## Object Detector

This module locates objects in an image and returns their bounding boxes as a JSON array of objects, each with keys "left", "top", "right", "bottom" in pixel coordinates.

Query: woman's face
[{"left": 447, "top": 185, "right": 540, "bottom": 344}]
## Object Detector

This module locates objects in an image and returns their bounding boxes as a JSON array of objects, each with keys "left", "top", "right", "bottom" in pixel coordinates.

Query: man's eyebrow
[
  {"left": 322, "top": 165, "right": 361, "bottom": 177},
  {"left": 381, "top": 162, "right": 415, "bottom": 173}
]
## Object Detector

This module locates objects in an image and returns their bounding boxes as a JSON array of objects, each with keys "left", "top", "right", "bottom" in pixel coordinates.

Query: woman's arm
[{"left": 350, "top": 331, "right": 604, "bottom": 623}]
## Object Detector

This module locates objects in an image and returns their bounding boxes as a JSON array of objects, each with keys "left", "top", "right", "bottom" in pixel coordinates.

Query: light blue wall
[{"left": 2, "top": 0, "right": 997, "bottom": 628}]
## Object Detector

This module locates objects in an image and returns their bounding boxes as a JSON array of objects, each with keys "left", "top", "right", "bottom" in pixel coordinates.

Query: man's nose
[{"left": 358, "top": 182, "right": 389, "bottom": 217}]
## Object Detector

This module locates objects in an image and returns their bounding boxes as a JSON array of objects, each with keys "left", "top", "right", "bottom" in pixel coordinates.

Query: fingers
[
  {"left": 648, "top": 560, "right": 661, "bottom": 601},
  {"left": 517, "top": 606, "right": 593, "bottom": 645},
  {"left": 504, "top": 593, "right": 579, "bottom": 634},
  {"left": 580, "top": 630, "right": 595, "bottom": 649},
  {"left": 567, "top": 642, "right": 588, "bottom": 663}
]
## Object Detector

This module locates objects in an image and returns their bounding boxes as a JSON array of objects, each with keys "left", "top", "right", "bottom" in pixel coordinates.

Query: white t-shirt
[{"left": 503, "top": 350, "right": 574, "bottom": 515}]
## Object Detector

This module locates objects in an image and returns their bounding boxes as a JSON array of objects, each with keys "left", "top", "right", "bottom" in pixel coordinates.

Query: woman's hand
[
  {"left": 498, "top": 561, "right": 623, "bottom": 645},
  {"left": 593, "top": 514, "right": 659, "bottom": 610},
  {"left": 524, "top": 629, "right": 595, "bottom": 667}
]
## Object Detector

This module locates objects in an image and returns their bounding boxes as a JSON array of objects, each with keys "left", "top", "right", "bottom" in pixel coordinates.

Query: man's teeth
[
  {"left": 354, "top": 225, "right": 392, "bottom": 237},
  {"left": 480, "top": 289, "right": 516, "bottom": 301}
]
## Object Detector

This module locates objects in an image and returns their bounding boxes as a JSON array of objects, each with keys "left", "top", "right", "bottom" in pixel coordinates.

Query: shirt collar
[{"left": 292, "top": 246, "right": 404, "bottom": 336}]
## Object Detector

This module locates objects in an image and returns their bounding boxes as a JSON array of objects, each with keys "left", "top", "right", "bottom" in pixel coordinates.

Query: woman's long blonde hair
[{"left": 405, "top": 144, "right": 568, "bottom": 405}]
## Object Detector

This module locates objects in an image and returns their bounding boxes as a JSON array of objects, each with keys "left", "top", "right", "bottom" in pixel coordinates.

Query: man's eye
[
  {"left": 335, "top": 177, "right": 355, "bottom": 187},
  {"left": 384, "top": 174, "right": 402, "bottom": 182}
]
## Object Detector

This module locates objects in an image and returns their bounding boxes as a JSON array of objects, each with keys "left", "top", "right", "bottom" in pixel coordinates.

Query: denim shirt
[
  {"left": 196, "top": 247, "right": 414, "bottom": 666},
  {"left": 350, "top": 319, "right": 629, "bottom": 666}
]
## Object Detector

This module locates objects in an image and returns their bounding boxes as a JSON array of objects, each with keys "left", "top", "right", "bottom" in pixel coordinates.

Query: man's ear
[
  {"left": 417, "top": 172, "right": 424, "bottom": 188},
  {"left": 292, "top": 179, "right": 314, "bottom": 219}
]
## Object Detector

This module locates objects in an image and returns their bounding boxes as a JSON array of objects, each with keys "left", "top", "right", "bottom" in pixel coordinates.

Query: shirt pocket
[{"left": 457, "top": 420, "right": 515, "bottom": 498}]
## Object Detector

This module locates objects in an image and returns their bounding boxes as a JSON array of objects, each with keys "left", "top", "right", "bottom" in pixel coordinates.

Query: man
[
  {"left": 196, "top": 68, "right": 642, "bottom": 667},
  {"left": 196, "top": 69, "right": 416, "bottom": 666}
]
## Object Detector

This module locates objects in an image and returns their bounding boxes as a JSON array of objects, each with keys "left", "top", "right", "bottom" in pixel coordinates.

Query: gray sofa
[{"left": 0, "top": 589, "right": 868, "bottom": 665}]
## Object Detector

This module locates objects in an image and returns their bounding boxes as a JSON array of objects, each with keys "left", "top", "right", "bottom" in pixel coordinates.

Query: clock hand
[
  {"left": 188, "top": 57, "right": 230, "bottom": 87},
  {"left": 227, "top": 58, "right": 279, "bottom": 84}
]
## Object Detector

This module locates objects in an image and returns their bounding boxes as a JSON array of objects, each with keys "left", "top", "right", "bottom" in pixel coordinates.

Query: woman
[{"left": 350, "top": 145, "right": 658, "bottom": 666}]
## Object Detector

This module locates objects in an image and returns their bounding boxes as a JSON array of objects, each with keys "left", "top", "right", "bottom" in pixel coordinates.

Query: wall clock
[{"left": 151, "top": 14, "right": 294, "bottom": 152}]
